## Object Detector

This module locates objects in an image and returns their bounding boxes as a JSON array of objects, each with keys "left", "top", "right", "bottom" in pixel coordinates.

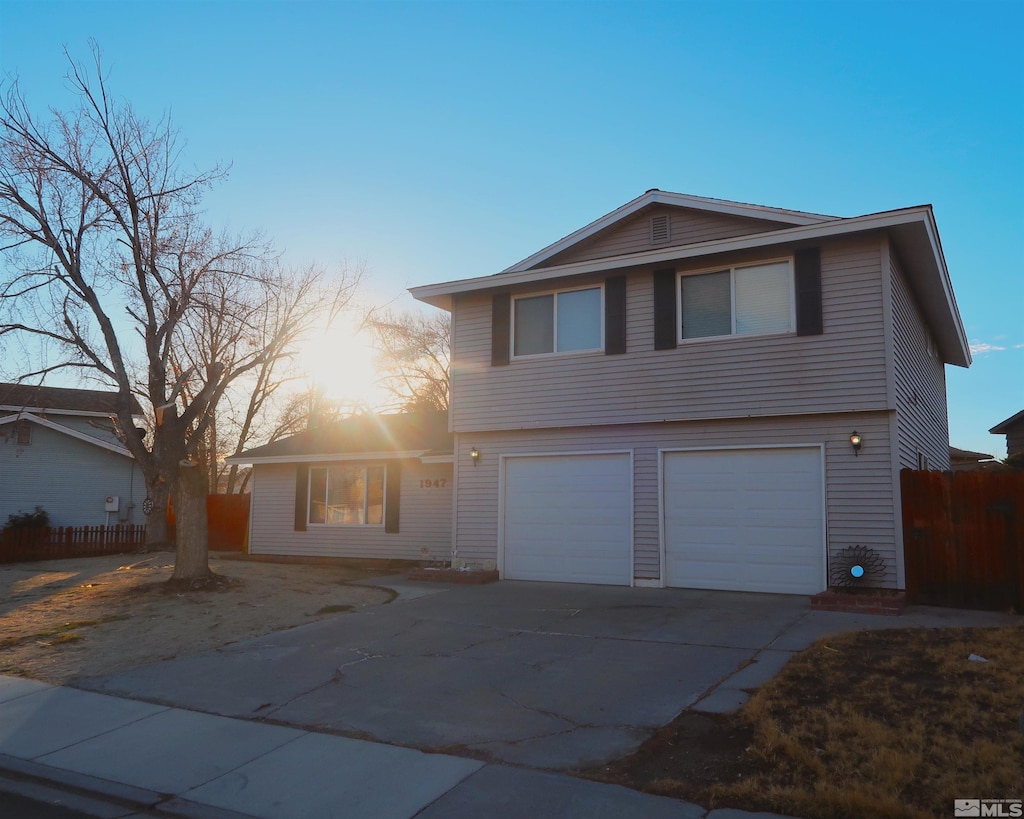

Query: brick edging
[{"left": 810, "top": 589, "right": 908, "bottom": 616}]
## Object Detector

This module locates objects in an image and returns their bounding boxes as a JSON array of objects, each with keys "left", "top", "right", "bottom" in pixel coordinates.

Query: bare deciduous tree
[
  {"left": 0, "top": 47, "right": 347, "bottom": 582},
  {"left": 169, "top": 262, "right": 360, "bottom": 495},
  {"left": 363, "top": 308, "right": 450, "bottom": 412}
]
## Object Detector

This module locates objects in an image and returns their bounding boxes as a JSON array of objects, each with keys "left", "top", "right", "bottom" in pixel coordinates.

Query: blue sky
[{"left": 1, "top": 0, "right": 1021, "bottom": 455}]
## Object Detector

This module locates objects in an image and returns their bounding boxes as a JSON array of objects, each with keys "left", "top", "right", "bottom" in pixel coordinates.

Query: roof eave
[
  {"left": 990, "top": 408, "right": 1024, "bottom": 434},
  {"left": 499, "top": 191, "right": 836, "bottom": 275},
  {"left": 0, "top": 404, "right": 143, "bottom": 420},
  {"left": 0, "top": 412, "right": 133, "bottom": 457},
  {"left": 411, "top": 206, "right": 971, "bottom": 367},
  {"left": 227, "top": 449, "right": 429, "bottom": 466}
]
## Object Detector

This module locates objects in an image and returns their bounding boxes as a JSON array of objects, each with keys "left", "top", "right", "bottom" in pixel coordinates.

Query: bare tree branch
[
  {"left": 0, "top": 47, "right": 359, "bottom": 579},
  {"left": 362, "top": 307, "right": 450, "bottom": 412}
]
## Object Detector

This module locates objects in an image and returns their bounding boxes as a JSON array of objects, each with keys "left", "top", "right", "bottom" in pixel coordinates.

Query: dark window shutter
[
  {"left": 294, "top": 464, "right": 309, "bottom": 531},
  {"left": 604, "top": 276, "right": 627, "bottom": 355},
  {"left": 795, "top": 247, "right": 823, "bottom": 336},
  {"left": 384, "top": 460, "right": 402, "bottom": 533},
  {"left": 491, "top": 293, "right": 510, "bottom": 366},
  {"left": 652, "top": 269, "right": 677, "bottom": 350}
]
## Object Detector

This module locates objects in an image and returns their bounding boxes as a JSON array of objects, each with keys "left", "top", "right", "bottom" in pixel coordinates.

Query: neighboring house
[
  {"left": 229, "top": 411, "right": 453, "bottom": 561},
  {"left": 949, "top": 446, "right": 997, "bottom": 472},
  {"left": 990, "top": 410, "right": 1024, "bottom": 463},
  {"left": 0, "top": 383, "right": 144, "bottom": 527},
  {"left": 409, "top": 190, "right": 970, "bottom": 593}
]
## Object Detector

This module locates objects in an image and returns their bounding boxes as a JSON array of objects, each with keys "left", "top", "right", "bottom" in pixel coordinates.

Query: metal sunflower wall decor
[{"left": 829, "top": 545, "right": 886, "bottom": 588}]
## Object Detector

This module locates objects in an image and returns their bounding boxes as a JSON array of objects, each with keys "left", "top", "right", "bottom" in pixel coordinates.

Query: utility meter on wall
[{"left": 104, "top": 496, "right": 120, "bottom": 512}]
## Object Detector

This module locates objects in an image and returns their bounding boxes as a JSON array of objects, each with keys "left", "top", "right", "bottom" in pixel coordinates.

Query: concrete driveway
[{"left": 79, "top": 578, "right": 1013, "bottom": 771}]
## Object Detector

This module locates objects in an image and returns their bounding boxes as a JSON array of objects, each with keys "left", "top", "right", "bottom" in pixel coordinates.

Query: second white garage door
[
  {"left": 663, "top": 447, "right": 825, "bottom": 594},
  {"left": 502, "top": 453, "right": 632, "bottom": 585}
]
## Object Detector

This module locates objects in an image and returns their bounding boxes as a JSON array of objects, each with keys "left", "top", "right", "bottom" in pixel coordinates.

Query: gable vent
[{"left": 651, "top": 213, "right": 670, "bottom": 244}]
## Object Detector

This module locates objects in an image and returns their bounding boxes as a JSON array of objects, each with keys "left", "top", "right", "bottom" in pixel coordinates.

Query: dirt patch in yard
[
  {"left": 0, "top": 553, "right": 396, "bottom": 684},
  {"left": 586, "top": 626, "right": 1024, "bottom": 819}
]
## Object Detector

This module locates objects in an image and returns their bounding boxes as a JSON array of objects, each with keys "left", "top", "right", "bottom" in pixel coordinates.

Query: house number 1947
[{"left": 419, "top": 479, "right": 447, "bottom": 489}]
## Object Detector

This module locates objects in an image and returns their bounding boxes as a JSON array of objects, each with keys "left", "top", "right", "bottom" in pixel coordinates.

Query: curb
[{"left": 0, "top": 755, "right": 245, "bottom": 819}]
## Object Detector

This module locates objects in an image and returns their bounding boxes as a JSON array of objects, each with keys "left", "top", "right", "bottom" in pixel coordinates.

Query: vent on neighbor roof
[{"left": 651, "top": 213, "right": 670, "bottom": 244}]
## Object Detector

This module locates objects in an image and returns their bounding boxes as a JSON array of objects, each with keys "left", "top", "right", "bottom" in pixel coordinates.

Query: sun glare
[{"left": 294, "top": 313, "right": 389, "bottom": 409}]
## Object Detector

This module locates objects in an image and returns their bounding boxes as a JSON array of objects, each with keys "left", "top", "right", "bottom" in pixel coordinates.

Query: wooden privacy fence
[
  {"left": 0, "top": 525, "right": 147, "bottom": 564},
  {"left": 902, "top": 469, "right": 1024, "bottom": 611},
  {"left": 167, "top": 494, "right": 250, "bottom": 552}
]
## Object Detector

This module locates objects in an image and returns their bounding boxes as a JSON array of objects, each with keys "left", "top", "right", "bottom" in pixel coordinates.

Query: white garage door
[
  {"left": 663, "top": 447, "right": 825, "bottom": 595},
  {"left": 503, "top": 453, "right": 632, "bottom": 585}
]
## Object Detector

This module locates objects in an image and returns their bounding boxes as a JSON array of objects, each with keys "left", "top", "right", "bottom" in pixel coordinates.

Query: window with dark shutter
[
  {"left": 491, "top": 293, "right": 511, "bottom": 366},
  {"left": 652, "top": 269, "right": 677, "bottom": 350},
  {"left": 604, "top": 276, "right": 627, "bottom": 355},
  {"left": 294, "top": 464, "right": 309, "bottom": 531},
  {"left": 795, "top": 247, "right": 823, "bottom": 336}
]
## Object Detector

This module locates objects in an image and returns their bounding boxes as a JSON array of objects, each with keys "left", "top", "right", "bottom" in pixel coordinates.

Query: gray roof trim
[
  {"left": 990, "top": 409, "right": 1024, "bottom": 434},
  {"left": 0, "top": 412, "right": 133, "bottom": 457},
  {"left": 0, "top": 404, "right": 133, "bottom": 419},
  {"left": 419, "top": 453, "right": 455, "bottom": 464},
  {"left": 950, "top": 446, "right": 995, "bottom": 461},
  {"left": 226, "top": 449, "right": 428, "bottom": 466},
  {"left": 411, "top": 205, "right": 970, "bottom": 368},
  {"left": 500, "top": 190, "right": 837, "bottom": 275}
]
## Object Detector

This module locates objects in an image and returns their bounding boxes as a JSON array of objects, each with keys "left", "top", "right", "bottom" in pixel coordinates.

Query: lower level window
[{"left": 309, "top": 465, "right": 385, "bottom": 525}]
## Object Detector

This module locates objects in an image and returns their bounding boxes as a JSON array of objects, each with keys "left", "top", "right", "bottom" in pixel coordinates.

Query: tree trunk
[
  {"left": 144, "top": 478, "right": 171, "bottom": 552},
  {"left": 170, "top": 464, "right": 212, "bottom": 581}
]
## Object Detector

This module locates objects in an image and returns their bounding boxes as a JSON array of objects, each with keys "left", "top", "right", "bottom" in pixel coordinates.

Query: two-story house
[
  {"left": 409, "top": 190, "right": 970, "bottom": 594},
  {"left": 0, "top": 383, "right": 145, "bottom": 526}
]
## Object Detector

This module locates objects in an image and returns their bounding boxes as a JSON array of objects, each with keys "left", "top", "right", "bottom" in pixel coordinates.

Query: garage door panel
[
  {"left": 664, "top": 448, "right": 825, "bottom": 595},
  {"left": 504, "top": 454, "right": 631, "bottom": 586}
]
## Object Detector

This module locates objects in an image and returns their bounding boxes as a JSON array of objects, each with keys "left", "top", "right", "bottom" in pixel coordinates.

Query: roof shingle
[
  {"left": 0, "top": 383, "right": 144, "bottom": 416},
  {"left": 237, "top": 410, "right": 452, "bottom": 461}
]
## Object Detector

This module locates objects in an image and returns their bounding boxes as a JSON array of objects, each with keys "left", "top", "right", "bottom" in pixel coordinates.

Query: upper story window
[
  {"left": 679, "top": 259, "right": 793, "bottom": 341},
  {"left": 513, "top": 286, "right": 602, "bottom": 357},
  {"left": 309, "top": 464, "right": 385, "bottom": 526}
]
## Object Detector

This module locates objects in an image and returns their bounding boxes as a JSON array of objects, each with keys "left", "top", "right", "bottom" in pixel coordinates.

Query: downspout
[{"left": 450, "top": 432, "right": 459, "bottom": 566}]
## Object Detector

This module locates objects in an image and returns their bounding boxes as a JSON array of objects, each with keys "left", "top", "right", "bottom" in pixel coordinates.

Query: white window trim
[
  {"left": 677, "top": 256, "right": 796, "bottom": 344},
  {"left": 511, "top": 283, "right": 605, "bottom": 360},
  {"left": 307, "top": 463, "right": 387, "bottom": 527}
]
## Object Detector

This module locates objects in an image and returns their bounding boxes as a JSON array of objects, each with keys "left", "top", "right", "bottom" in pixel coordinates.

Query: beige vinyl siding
[
  {"left": 1005, "top": 426, "right": 1024, "bottom": 460},
  {"left": 454, "top": 411, "right": 899, "bottom": 588},
  {"left": 542, "top": 206, "right": 790, "bottom": 268},
  {"left": 451, "top": 237, "right": 889, "bottom": 433},
  {"left": 889, "top": 247, "right": 950, "bottom": 470},
  {"left": 249, "top": 460, "right": 452, "bottom": 560}
]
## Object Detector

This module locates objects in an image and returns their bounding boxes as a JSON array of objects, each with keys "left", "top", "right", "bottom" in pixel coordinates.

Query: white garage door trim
[
  {"left": 499, "top": 450, "right": 634, "bottom": 586},
  {"left": 658, "top": 444, "right": 827, "bottom": 594}
]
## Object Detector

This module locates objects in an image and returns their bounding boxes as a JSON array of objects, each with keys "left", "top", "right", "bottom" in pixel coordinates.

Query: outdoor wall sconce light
[
  {"left": 850, "top": 431, "right": 862, "bottom": 456},
  {"left": 470, "top": 446, "right": 480, "bottom": 466}
]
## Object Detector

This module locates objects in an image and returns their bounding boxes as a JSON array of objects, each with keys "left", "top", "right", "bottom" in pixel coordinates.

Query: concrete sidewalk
[{"left": 0, "top": 674, "right": 777, "bottom": 819}]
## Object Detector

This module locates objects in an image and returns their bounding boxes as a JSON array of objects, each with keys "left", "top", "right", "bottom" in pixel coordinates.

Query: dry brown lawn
[
  {"left": 590, "top": 625, "right": 1024, "bottom": 819},
  {"left": 0, "top": 553, "right": 395, "bottom": 684}
]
